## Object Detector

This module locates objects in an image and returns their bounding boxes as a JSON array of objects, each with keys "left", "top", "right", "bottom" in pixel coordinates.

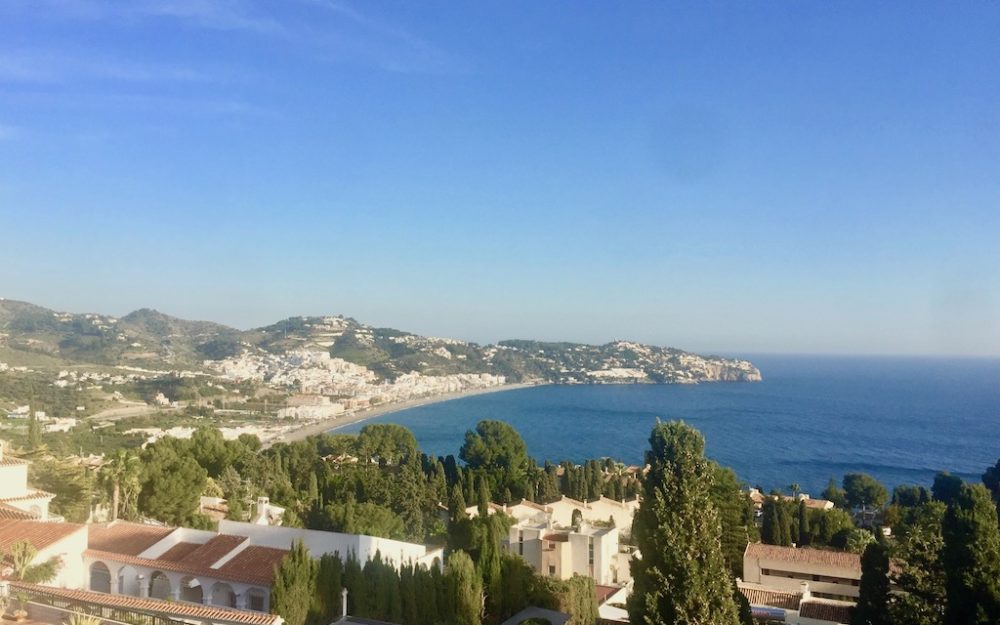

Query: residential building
[
  {"left": 743, "top": 543, "right": 862, "bottom": 602},
  {"left": 738, "top": 580, "right": 853, "bottom": 625},
  {"left": 506, "top": 519, "right": 627, "bottom": 586},
  {"left": 466, "top": 495, "right": 639, "bottom": 536},
  {"left": 0, "top": 444, "right": 57, "bottom": 521},
  {"left": 0, "top": 519, "right": 88, "bottom": 589}
]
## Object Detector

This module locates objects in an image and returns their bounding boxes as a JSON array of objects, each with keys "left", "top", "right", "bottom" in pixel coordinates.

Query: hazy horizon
[{"left": 2, "top": 2, "right": 998, "bottom": 356}]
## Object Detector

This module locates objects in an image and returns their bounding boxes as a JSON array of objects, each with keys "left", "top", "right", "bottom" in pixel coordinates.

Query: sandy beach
[{"left": 269, "top": 382, "right": 541, "bottom": 445}]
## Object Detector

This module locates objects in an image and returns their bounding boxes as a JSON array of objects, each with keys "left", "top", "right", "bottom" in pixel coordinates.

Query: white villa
[
  {"left": 466, "top": 495, "right": 640, "bottom": 534},
  {"left": 0, "top": 444, "right": 57, "bottom": 521},
  {"left": 466, "top": 496, "right": 637, "bottom": 586}
]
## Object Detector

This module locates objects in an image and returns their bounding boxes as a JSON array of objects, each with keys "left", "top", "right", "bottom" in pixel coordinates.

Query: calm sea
[{"left": 334, "top": 355, "right": 1000, "bottom": 495}]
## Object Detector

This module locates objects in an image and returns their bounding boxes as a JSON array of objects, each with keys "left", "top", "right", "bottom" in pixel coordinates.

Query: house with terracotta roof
[
  {"left": 743, "top": 543, "right": 862, "bottom": 602},
  {"left": 0, "top": 519, "right": 88, "bottom": 589},
  {"left": 737, "top": 579, "right": 853, "bottom": 625},
  {"left": 0, "top": 444, "right": 57, "bottom": 521},
  {"left": 7, "top": 581, "right": 284, "bottom": 625},
  {"left": 82, "top": 519, "right": 443, "bottom": 614}
]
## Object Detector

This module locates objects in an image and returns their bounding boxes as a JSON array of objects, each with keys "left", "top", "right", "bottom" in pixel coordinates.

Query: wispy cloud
[
  {"left": 131, "top": 0, "right": 284, "bottom": 34},
  {"left": 1, "top": 0, "right": 282, "bottom": 34},
  {"left": 302, "top": 0, "right": 466, "bottom": 74},
  {"left": 0, "top": 49, "right": 232, "bottom": 85},
  {"left": 4, "top": 0, "right": 464, "bottom": 75}
]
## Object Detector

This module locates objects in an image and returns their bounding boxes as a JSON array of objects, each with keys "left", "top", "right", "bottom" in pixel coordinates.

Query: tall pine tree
[
  {"left": 627, "top": 420, "right": 740, "bottom": 625},
  {"left": 941, "top": 484, "right": 1000, "bottom": 625},
  {"left": 852, "top": 542, "right": 890, "bottom": 625}
]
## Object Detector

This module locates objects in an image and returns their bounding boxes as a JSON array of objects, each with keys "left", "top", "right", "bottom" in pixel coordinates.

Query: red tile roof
[
  {"left": 799, "top": 600, "right": 853, "bottom": 624},
  {"left": 157, "top": 541, "right": 202, "bottom": 562},
  {"left": 213, "top": 546, "right": 288, "bottom": 585},
  {"left": 745, "top": 543, "right": 861, "bottom": 572},
  {"left": 9, "top": 581, "right": 282, "bottom": 625},
  {"left": 0, "top": 490, "right": 55, "bottom": 503},
  {"left": 88, "top": 522, "right": 174, "bottom": 555},
  {"left": 593, "top": 585, "right": 619, "bottom": 605},
  {"left": 0, "top": 456, "right": 29, "bottom": 467},
  {"left": 184, "top": 535, "right": 248, "bottom": 568},
  {"left": 86, "top": 543, "right": 287, "bottom": 587},
  {"left": 0, "top": 502, "right": 37, "bottom": 520},
  {"left": 738, "top": 583, "right": 801, "bottom": 610},
  {"left": 0, "top": 519, "right": 84, "bottom": 553}
]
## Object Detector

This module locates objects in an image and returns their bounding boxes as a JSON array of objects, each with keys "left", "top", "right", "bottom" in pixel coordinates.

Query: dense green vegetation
[{"left": 7, "top": 411, "right": 1000, "bottom": 625}]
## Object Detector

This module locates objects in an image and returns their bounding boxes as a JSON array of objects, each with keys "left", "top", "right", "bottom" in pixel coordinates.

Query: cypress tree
[
  {"left": 311, "top": 552, "right": 342, "bottom": 624},
  {"left": 798, "top": 500, "right": 811, "bottom": 546},
  {"left": 852, "top": 542, "right": 891, "bottom": 625},
  {"left": 762, "top": 498, "right": 780, "bottom": 545},
  {"left": 776, "top": 500, "right": 793, "bottom": 546},
  {"left": 270, "top": 540, "right": 316, "bottom": 625},
  {"left": 627, "top": 420, "right": 740, "bottom": 625},
  {"left": 941, "top": 484, "right": 1000, "bottom": 625},
  {"left": 447, "top": 550, "right": 483, "bottom": 625},
  {"left": 27, "top": 414, "right": 42, "bottom": 451},
  {"left": 449, "top": 483, "right": 468, "bottom": 522},
  {"left": 477, "top": 476, "right": 492, "bottom": 516}
]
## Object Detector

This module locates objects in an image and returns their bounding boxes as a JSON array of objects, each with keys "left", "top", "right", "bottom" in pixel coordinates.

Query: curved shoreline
[{"left": 269, "top": 382, "right": 542, "bottom": 445}]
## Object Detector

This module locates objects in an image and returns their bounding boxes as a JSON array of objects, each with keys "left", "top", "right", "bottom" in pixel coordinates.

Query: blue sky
[{"left": 1, "top": 1, "right": 998, "bottom": 356}]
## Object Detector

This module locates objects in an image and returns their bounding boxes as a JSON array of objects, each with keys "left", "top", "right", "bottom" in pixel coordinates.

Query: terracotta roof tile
[
  {"left": 593, "top": 585, "right": 618, "bottom": 605},
  {"left": 745, "top": 543, "right": 861, "bottom": 572},
  {"left": 0, "top": 519, "right": 84, "bottom": 552},
  {"left": 0, "top": 457, "right": 30, "bottom": 467},
  {"left": 0, "top": 503, "right": 37, "bottom": 520},
  {"left": 0, "top": 490, "right": 55, "bottom": 503},
  {"left": 87, "top": 543, "right": 287, "bottom": 587},
  {"left": 9, "top": 581, "right": 282, "bottom": 625},
  {"left": 157, "top": 541, "right": 202, "bottom": 562},
  {"left": 799, "top": 600, "right": 853, "bottom": 623},
  {"left": 213, "top": 546, "right": 288, "bottom": 585},
  {"left": 88, "top": 522, "right": 175, "bottom": 555},
  {"left": 738, "top": 582, "right": 801, "bottom": 610},
  {"left": 184, "top": 535, "right": 248, "bottom": 568}
]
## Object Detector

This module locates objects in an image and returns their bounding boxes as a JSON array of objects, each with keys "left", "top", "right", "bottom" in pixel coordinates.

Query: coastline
[{"left": 268, "top": 382, "right": 542, "bottom": 445}]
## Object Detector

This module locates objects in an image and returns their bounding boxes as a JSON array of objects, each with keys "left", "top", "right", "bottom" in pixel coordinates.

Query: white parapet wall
[{"left": 217, "top": 520, "right": 443, "bottom": 570}]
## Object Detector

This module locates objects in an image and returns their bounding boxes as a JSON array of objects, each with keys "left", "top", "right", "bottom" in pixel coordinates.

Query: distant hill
[{"left": 0, "top": 298, "right": 762, "bottom": 383}]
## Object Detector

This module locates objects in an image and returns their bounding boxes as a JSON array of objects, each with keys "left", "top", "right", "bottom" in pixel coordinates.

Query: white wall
[
  {"left": 38, "top": 526, "right": 88, "bottom": 589},
  {"left": 218, "top": 521, "right": 438, "bottom": 570},
  {"left": 0, "top": 464, "right": 28, "bottom": 499}
]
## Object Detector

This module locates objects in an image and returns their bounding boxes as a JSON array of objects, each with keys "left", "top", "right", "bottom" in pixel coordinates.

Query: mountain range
[{"left": 0, "top": 298, "right": 761, "bottom": 384}]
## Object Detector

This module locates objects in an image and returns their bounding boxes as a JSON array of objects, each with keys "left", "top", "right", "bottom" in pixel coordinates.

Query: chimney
[
  {"left": 799, "top": 581, "right": 811, "bottom": 600},
  {"left": 341, "top": 588, "right": 349, "bottom": 619}
]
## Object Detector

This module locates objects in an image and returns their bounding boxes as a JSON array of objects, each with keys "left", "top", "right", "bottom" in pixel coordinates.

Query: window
[
  {"left": 548, "top": 565, "right": 556, "bottom": 576},
  {"left": 248, "top": 589, "right": 266, "bottom": 612},
  {"left": 518, "top": 531, "right": 524, "bottom": 556},
  {"left": 588, "top": 538, "right": 594, "bottom": 565}
]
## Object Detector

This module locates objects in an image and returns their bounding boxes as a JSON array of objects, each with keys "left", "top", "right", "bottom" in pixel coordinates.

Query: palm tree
[
  {"left": 99, "top": 450, "right": 141, "bottom": 521},
  {"left": 789, "top": 483, "right": 802, "bottom": 498},
  {"left": 8, "top": 540, "right": 59, "bottom": 583}
]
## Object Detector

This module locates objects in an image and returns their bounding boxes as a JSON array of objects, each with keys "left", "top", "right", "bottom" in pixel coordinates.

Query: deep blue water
[{"left": 333, "top": 356, "right": 1000, "bottom": 495}]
